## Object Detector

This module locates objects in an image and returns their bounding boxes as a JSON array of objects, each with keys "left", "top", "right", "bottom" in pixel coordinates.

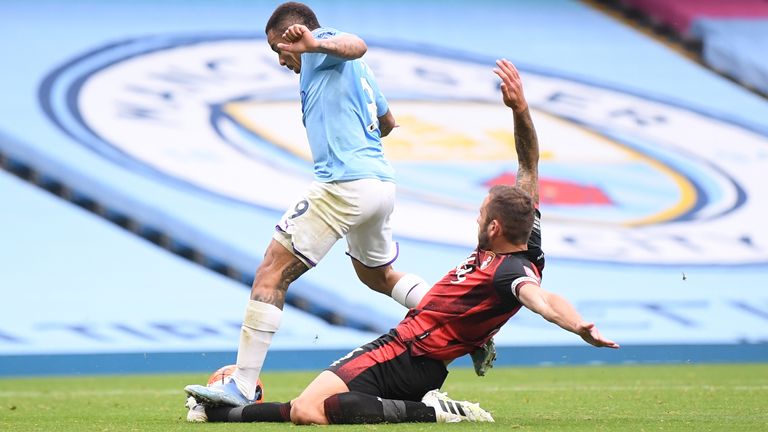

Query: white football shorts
[{"left": 273, "top": 178, "right": 398, "bottom": 268}]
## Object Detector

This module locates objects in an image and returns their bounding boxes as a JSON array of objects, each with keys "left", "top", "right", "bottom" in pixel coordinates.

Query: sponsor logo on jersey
[
  {"left": 40, "top": 34, "right": 768, "bottom": 265},
  {"left": 451, "top": 252, "right": 478, "bottom": 284}
]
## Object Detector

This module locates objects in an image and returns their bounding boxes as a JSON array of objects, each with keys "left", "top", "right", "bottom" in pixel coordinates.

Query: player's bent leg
[
  {"left": 351, "top": 261, "right": 430, "bottom": 308},
  {"left": 345, "top": 179, "right": 433, "bottom": 307},
  {"left": 390, "top": 272, "right": 431, "bottom": 308},
  {"left": 351, "top": 261, "right": 402, "bottom": 295},
  {"left": 290, "top": 371, "right": 350, "bottom": 425}
]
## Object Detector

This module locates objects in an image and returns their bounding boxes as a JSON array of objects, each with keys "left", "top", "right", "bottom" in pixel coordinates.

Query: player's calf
[{"left": 324, "top": 391, "right": 436, "bottom": 424}]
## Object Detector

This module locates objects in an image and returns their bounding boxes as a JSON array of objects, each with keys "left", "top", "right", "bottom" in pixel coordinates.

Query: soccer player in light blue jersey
[
  {"left": 294, "top": 28, "right": 396, "bottom": 184},
  {"left": 185, "top": 2, "right": 434, "bottom": 406}
]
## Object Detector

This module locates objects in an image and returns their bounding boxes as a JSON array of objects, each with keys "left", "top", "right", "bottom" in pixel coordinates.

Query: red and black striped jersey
[{"left": 394, "top": 248, "right": 543, "bottom": 361}]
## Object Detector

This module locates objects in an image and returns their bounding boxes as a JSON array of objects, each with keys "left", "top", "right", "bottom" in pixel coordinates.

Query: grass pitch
[{"left": 1, "top": 364, "right": 766, "bottom": 431}]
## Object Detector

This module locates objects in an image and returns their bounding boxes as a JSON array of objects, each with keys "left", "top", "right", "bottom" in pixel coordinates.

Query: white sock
[
  {"left": 230, "top": 300, "right": 282, "bottom": 400},
  {"left": 391, "top": 273, "right": 430, "bottom": 308}
]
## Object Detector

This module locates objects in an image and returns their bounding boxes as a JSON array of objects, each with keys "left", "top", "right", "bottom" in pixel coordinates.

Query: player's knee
[
  {"left": 251, "top": 245, "right": 307, "bottom": 295},
  {"left": 290, "top": 398, "right": 328, "bottom": 425},
  {"left": 252, "top": 264, "right": 281, "bottom": 288},
  {"left": 250, "top": 267, "right": 281, "bottom": 297}
]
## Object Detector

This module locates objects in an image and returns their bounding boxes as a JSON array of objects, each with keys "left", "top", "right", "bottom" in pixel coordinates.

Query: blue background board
[
  {"left": 3, "top": 344, "right": 767, "bottom": 377},
  {"left": 1, "top": 0, "right": 767, "bottom": 373}
]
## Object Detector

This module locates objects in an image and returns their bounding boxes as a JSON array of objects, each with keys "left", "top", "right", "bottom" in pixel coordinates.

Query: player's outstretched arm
[
  {"left": 494, "top": 59, "right": 540, "bottom": 204},
  {"left": 279, "top": 24, "right": 367, "bottom": 59},
  {"left": 517, "top": 283, "right": 620, "bottom": 348}
]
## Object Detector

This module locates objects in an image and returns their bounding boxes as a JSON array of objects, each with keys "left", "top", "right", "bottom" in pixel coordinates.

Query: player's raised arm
[
  {"left": 279, "top": 24, "right": 367, "bottom": 59},
  {"left": 494, "top": 59, "right": 540, "bottom": 205},
  {"left": 516, "top": 282, "right": 620, "bottom": 349},
  {"left": 316, "top": 31, "right": 367, "bottom": 59}
]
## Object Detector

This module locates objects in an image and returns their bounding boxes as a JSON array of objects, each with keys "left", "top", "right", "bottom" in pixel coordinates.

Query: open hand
[
  {"left": 577, "top": 322, "right": 620, "bottom": 348},
  {"left": 493, "top": 59, "right": 528, "bottom": 113}
]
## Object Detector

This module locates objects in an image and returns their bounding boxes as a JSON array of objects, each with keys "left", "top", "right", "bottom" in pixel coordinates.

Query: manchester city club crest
[{"left": 40, "top": 34, "right": 768, "bottom": 266}]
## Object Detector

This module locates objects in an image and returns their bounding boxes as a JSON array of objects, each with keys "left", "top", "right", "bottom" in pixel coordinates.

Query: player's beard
[{"left": 477, "top": 220, "right": 491, "bottom": 250}]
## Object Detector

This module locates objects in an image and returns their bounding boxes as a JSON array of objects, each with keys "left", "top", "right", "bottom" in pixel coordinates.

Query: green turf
[{"left": 1, "top": 364, "right": 766, "bottom": 431}]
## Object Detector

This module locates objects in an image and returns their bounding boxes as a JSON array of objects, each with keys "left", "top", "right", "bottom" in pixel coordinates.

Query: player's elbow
[
  {"left": 341, "top": 34, "right": 367, "bottom": 58},
  {"left": 352, "top": 38, "right": 367, "bottom": 58}
]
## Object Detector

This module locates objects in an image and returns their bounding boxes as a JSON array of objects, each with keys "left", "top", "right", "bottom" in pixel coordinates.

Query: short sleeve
[
  {"left": 375, "top": 87, "right": 388, "bottom": 117},
  {"left": 493, "top": 256, "right": 541, "bottom": 302},
  {"left": 508, "top": 274, "right": 540, "bottom": 300}
]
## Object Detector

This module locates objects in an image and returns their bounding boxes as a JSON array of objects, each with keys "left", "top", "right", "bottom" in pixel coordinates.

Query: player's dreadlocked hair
[
  {"left": 265, "top": 2, "right": 321, "bottom": 34},
  {"left": 486, "top": 185, "right": 534, "bottom": 245}
]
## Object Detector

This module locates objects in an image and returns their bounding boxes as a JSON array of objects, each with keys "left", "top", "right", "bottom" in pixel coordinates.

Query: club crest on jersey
[
  {"left": 480, "top": 252, "right": 495, "bottom": 270},
  {"left": 40, "top": 33, "right": 768, "bottom": 266}
]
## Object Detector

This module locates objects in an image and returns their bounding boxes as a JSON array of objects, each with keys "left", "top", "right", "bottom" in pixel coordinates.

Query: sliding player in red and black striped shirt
[{"left": 189, "top": 58, "right": 619, "bottom": 425}]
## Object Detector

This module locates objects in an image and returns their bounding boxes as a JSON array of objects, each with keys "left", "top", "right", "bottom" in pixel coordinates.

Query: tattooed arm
[
  {"left": 512, "top": 107, "right": 540, "bottom": 205},
  {"left": 279, "top": 24, "right": 367, "bottom": 60},
  {"left": 494, "top": 59, "right": 540, "bottom": 205},
  {"left": 315, "top": 33, "right": 367, "bottom": 59}
]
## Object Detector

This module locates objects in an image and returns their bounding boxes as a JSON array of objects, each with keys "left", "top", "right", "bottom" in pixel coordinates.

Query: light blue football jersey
[{"left": 299, "top": 27, "right": 395, "bottom": 183}]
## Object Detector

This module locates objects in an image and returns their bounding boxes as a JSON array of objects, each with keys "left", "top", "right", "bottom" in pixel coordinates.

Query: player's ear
[{"left": 489, "top": 219, "right": 502, "bottom": 237}]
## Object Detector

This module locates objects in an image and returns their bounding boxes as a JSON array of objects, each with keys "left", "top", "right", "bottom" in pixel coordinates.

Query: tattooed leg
[{"left": 226, "top": 240, "right": 309, "bottom": 400}]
